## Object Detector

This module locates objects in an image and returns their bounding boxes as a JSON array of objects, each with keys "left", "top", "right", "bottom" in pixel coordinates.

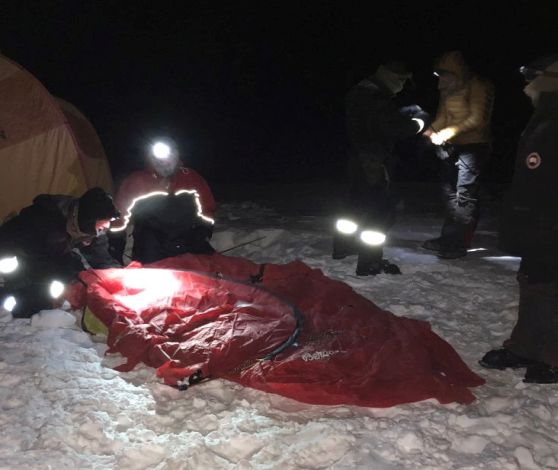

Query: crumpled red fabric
[{"left": 69, "top": 253, "right": 484, "bottom": 407}]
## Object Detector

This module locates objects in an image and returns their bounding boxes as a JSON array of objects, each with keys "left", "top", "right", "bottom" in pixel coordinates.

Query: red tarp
[{"left": 70, "top": 253, "right": 484, "bottom": 407}]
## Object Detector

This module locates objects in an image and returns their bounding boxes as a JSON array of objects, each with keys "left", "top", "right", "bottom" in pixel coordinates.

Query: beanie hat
[
  {"left": 77, "top": 188, "right": 120, "bottom": 235},
  {"left": 522, "top": 55, "right": 558, "bottom": 93},
  {"left": 374, "top": 60, "right": 412, "bottom": 95}
]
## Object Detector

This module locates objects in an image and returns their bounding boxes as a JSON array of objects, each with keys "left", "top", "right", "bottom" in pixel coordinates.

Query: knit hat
[
  {"left": 374, "top": 60, "right": 412, "bottom": 95},
  {"left": 521, "top": 55, "right": 558, "bottom": 93},
  {"left": 77, "top": 188, "right": 120, "bottom": 235}
]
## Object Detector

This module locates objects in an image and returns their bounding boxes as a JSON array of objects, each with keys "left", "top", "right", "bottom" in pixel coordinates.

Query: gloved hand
[{"left": 399, "top": 104, "right": 423, "bottom": 117}]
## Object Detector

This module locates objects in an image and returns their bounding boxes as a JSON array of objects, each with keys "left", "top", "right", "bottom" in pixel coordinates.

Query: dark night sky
[{"left": 1, "top": 1, "right": 557, "bottom": 187}]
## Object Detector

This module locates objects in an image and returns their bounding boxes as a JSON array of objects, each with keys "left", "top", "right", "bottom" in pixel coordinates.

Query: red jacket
[{"left": 112, "top": 166, "right": 216, "bottom": 231}]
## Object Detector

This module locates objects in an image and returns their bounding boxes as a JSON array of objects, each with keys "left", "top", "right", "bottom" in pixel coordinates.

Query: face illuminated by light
[
  {"left": 0, "top": 256, "right": 18, "bottom": 274},
  {"left": 95, "top": 219, "right": 112, "bottom": 236},
  {"left": 149, "top": 141, "right": 179, "bottom": 178}
]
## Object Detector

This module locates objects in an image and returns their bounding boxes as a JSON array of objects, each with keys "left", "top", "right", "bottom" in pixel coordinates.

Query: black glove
[{"left": 399, "top": 105, "right": 423, "bottom": 117}]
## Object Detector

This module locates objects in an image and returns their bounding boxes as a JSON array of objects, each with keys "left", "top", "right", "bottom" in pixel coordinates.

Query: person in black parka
[
  {"left": 0, "top": 187, "right": 121, "bottom": 318},
  {"left": 334, "top": 60, "right": 430, "bottom": 275},
  {"left": 480, "top": 55, "right": 558, "bottom": 383}
]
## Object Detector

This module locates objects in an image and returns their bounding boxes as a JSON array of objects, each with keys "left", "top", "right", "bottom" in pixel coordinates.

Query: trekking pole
[{"left": 219, "top": 236, "right": 267, "bottom": 254}]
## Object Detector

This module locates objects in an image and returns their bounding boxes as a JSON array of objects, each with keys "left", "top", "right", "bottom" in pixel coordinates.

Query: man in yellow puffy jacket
[{"left": 423, "top": 51, "right": 494, "bottom": 259}]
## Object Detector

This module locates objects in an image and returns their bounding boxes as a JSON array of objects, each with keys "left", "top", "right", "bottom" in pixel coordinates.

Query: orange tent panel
[{"left": 0, "top": 55, "right": 113, "bottom": 220}]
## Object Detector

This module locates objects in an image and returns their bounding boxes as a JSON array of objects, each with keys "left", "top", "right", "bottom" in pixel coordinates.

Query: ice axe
[{"left": 219, "top": 236, "right": 267, "bottom": 254}]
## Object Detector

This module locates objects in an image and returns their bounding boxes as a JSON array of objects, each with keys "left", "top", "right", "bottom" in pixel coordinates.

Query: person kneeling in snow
[
  {"left": 111, "top": 137, "right": 216, "bottom": 264},
  {"left": 0, "top": 187, "right": 121, "bottom": 318},
  {"left": 480, "top": 55, "right": 558, "bottom": 384}
]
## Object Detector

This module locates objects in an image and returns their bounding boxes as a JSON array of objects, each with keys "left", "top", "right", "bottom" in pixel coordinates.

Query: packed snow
[{"left": 1, "top": 184, "right": 557, "bottom": 469}]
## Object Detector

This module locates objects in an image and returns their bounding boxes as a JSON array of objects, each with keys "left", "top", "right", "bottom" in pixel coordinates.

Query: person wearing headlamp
[
  {"left": 0, "top": 187, "right": 121, "bottom": 318},
  {"left": 422, "top": 51, "right": 494, "bottom": 259},
  {"left": 111, "top": 137, "right": 216, "bottom": 264},
  {"left": 335, "top": 60, "right": 430, "bottom": 275},
  {"left": 480, "top": 55, "right": 558, "bottom": 384}
]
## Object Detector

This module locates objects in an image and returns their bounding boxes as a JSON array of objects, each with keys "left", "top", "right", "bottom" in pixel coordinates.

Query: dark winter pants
[
  {"left": 334, "top": 154, "right": 396, "bottom": 267},
  {"left": 504, "top": 256, "right": 558, "bottom": 366},
  {"left": 437, "top": 143, "right": 490, "bottom": 249}
]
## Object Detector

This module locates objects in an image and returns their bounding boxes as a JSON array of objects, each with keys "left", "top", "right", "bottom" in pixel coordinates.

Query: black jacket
[
  {"left": 346, "top": 78, "right": 420, "bottom": 159},
  {"left": 130, "top": 191, "right": 214, "bottom": 263},
  {"left": 500, "top": 93, "right": 558, "bottom": 261},
  {"left": 0, "top": 194, "right": 119, "bottom": 281}
]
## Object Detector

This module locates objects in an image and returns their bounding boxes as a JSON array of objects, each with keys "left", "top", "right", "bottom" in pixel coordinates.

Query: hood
[
  {"left": 32, "top": 194, "right": 74, "bottom": 217},
  {"left": 435, "top": 51, "right": 470, "bottom": 80}
]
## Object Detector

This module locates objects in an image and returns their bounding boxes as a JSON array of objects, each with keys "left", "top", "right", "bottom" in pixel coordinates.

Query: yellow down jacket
[{"left": 431, "top": 51, "right": 494, "bottom": 145}]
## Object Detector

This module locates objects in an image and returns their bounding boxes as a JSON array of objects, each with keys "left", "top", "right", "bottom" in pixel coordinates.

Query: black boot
[
  {"left": 479, "top": 348, "right": 539, "bottom": 370},
  {"left": 356, "top": 259, "right": 401, "bottom": 276},
  {"left": 524, "top": 363, "right": 558, "bottom": 384},
  {"left": 437, "top": 247, "right": 467, "bottom": 259},
  {"left": 332, "top": 235, "right": 357, "bottom": 260},
  {"left": 421, "top": 237, "right": 443, "bottom": 251}
]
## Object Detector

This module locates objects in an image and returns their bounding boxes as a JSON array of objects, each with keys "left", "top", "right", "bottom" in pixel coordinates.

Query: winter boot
[
  {"left": 332, "top": 235, "right": 357, "bottom": 260},
  {"left": 437, "top": 247, "right": 467, "bottom": 259},
  {"left": 356, "top": 258, "right": 401, "bottom": 276},
  {"left": 523, "top": 362, "right": 558, "bottom": 384},
  {"left": 421, "top": 237, "right": 443, "bottom": 251},
  {"left": 479, "top": 348, "right": 539, "bottom": 370},
  {"left": 524, "top": 364, "right": 558, "bottom": 384}
]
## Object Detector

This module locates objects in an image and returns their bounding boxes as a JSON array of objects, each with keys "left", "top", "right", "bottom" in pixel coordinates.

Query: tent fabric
[
  {"left": 70, "top": 253, "right": 484, "bottom": 408},
  {"left": 0, "top": 55, "right": 113, "bottom": 220}
]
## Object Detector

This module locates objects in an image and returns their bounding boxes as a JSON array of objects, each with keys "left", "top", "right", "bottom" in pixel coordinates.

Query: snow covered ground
[{"left": 1, "top": 186, "right": 557, "bottom": 469}]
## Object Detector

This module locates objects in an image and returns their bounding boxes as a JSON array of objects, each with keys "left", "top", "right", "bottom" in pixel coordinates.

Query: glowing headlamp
[
  {"left": 2, "top": 296, "right": 16, "bottom": 312},
  {"left": 152, "top": 142, "right": 172, "bottom": 160},
  {"left": 336, "top": 219, "right": 358, "bottom": 235},
  {"left": 360, "top": 230, "right": 386, "bottom": 246},
  {"left": 0, "top": 256, "right": 18, "bottom": 274},
  {"left": 49, "top": 280, "right": 65, "bottom": 299}
]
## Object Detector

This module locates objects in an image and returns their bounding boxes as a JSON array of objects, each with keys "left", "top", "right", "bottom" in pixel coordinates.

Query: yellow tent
[{"left": 0, "top": 54, "right": 113, "bottom": 220}]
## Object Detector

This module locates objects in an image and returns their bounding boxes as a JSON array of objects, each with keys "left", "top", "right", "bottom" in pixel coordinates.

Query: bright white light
[
  {"left": 0, "top": 256, "right": 18, "bottom": 274},
  {"left": 3, "top": 296, "right": 16, "bottom": 312},
  {"left": 412, "top": 118, "right": 425, "bottom": 133},
  {"left": 467, "top": 248, "right": 488, "bottom": 253},
  {"left": 49, "top": 280, "right": 65, "bottom": 299},
  {"left": 433, "top": 71, "right": 440, "bottom": 77},
  {"left": 360, "top": 230, "right": 386, "bottom": 246},
  {"left": 115, "top": 269, "right": 181, "bottom": 312},
  {"left": 336, "top": 219, "right": 358, "bottom": 234},
  {"left": 152, "top": 142, "right": 171, "bottom": 160}
]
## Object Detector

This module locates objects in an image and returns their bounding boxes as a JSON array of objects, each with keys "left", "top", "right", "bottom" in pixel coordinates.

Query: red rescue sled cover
[{"left": 70, "top": 253, "right": 484, "bottom": 407}]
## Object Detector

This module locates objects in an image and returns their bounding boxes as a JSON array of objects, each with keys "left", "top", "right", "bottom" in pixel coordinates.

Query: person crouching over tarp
[
  {"left": 111, "top": 137, "right": 216, "bottom": 264},
  {"left": 334, "top": 60, "right": 431, "bottom": 276},
  {"left": 0, "top": 188, "right": 121, "bottom": 318}
]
